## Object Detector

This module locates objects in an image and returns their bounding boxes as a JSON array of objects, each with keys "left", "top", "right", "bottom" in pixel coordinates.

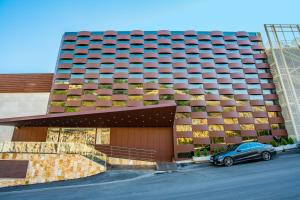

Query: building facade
[
  {"left": 0, "top": 30, "right": 288, "bottom": 161},
  {"left": 265, "top": 24, "right": 300, "bottom": 141}
]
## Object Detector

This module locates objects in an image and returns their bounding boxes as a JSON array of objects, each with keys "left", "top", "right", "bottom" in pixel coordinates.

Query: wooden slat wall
[
  {"left": 0, "top": 73, "right": 54, "bottom": 93},
  {"left": 12, "top": 127, "right": 48, "bottom": 142}
]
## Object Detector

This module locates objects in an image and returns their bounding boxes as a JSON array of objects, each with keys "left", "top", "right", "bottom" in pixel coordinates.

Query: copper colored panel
[
  {"left": 236, "top": 106, "right": 252, "bottom": 112},
  {"left": 272, "top": 129, "right": 288, "bottom": 137},
  {"left": 207, "top": 118, "right": 224, "bottom": 124},
  {"left": 219, "top": 89, "right": 234, "bottom": 95},
  {"left": 58, "top": 63, "right": 72, "bottom": 69},
  {"left": 128, "top": 88, "right": 143, "bottom": 95},
  {"left": 198, "top": 35, "right": 211, "bottom": 40},
  {"left": 209, "top": 131, "right": 225, "bottom": 137},
  {"left": 225, "top": 137, "right": 242, "bottom": 144},
  {"left": 128, "top": 78, "right": 144, "bottom": 83},
  {"left": 144, "top": 44, "right": 157, "bottom": 49},
  {"left": 177, "top": 132, "right": 192, "bottom": 138},
  {"left": 224, "top": 124, "right": 240, "bottom": 131},
  {"left": 225, "top": 44, "right": 239, "bottom": 50},
  {"left": 0, "top": 73, "right": 53, "bottom": 93},
  {"left": 51, "top": 94, "right": 67, "bottom": 101},
  {"left": 157, "top": 30, "right": 171, "bottom": 35},
  {"left": 176, "top": 106, "right": 191, "bottom": 113},
  {"left": 158, "top": 39, "right": 171, "bottom": 44},
  {"left": 250, "top": 100, "right": 265, "bottom": 106},
  {"left": 189, "top": 88, "right": 204, "bottom": 94},
  {"left": 236, "top": 31, "right": 249, "bottom": 37},
  {"left": 55, "top": 74, "right": 70, "bottom": 79},
  {"left": 193, "top": 137, "right": 210, "bottom": 145},
  {"left": 174, "top": 83, "right": 188, "bottom": 89},
  {"left": 201, "top": 62, "right": 215, "bottom": 68},
  {"left": 206, "top": 106, "right": 222, "bottom": 112},
  {"left": 159, "top": 88, "right": 174, "bottom": 95},
  {"left": 261, "top": 83, "right": 275, "bottom": 89},
  {"left": 0, "top": 160, "right": 28, "bottom": 178},
  {"left": 80, "top": 107, "right": 96, "bottom": 112},
  {"left": 269, "top": 117, "right": 284, "bottom": 124},
  {"left": 185, "top": 39, "right": 198, "bottom": 45},
  {"left": 191, "top": 112, "right": 207, "bottom": 118},
  {"left": 222, "top": 111, "right": 238, "bottom": 118},
  {"left": 70, "top": 78, "right": 84, "bottom": 84},
  {"left": 211, "top": 31, "right": 223, "bottom": 36},
  {"left": 127, "top": 101, "right": 143, "bottom": 107},
  {"left": 96, "top": 100, "right": 112, "bottom": 107},
  {"left": 144, "top": 72, "right": 158, "bottom": 78},
  {"left": 186, "top": 48, "right": 199, "bottom": 54},
  {"left": 238, "top": 118, "right": 254, "bottom": 124},
  {"left": 113, "top": 83, "right": 128, "bottom": 90},
  {"left": 113, "top": 73, "right": 128, "bottom": 78},
  {"left": 199, "top": 44, "right": 213, "bottom": 49},
  {"left": 89, "top": 44, "right": 102, "bottom": 50},
  {"left": 64, "top": 35, "right": 77, "bottom": 41},
  {"left": 67, "top": 89, "right": 82, "bottom": 95},
  {"left": 192, "top": 125, "right": 208, "bottom": 131},
  {"left": 264, "top": 94, "right": 278, "bottom": 100},
  {"left": 82, "top": 94, "right": 97, "bottom": 101},
  {"left": 238, "top": 40, "right": 251, "bottom": 46},
  {"left": 205, "top": 94, "right": 220, "bottom": 100},
  {"left": 224, "top": 36, "right": 237, "bottom": 41},
  {"left": 190, "top": 100, "right": 206, "bottom": 106},
  {"left": 241, "top": 130, "right": 257, "bottom": 137},
  {"left": 76, "top": 40, "right": 89, "bottom": 46},
  {"left": 266, "top": 105, "right": 282, "bottom": 112},
  {"left": 240, "top": 49, "right": 253, "bottom": 54},
  {"left": 144, "top": 82, "right": 159, "bottom": 89},
  {"left": 62, "top": 44, "right": 75, "bottom": 50},
  {"left": 248, "top": 89, "right": 262, "bottom": 95},
  {"left": 66, "top": 100, "right": 81, "bottom": 107},
  {"left": 255, "top": 124, "right": 270, "bottom": 130},
  {"left": 112, "top": 94, "right": 128, "bottom": 101},
  {"left": 171, "top": 35, "right": 184, "bottom": 40},
  {"left": 143, "top": 94, "right": 159, "bottom": 101},
  {"left": 174, "top": 94, "right": 190, "bottom": 100},
  {"left": 216, "top": 68, "right": 230, "bottom": 73},
  {"left": 60, "top": 54, "right": 73, "bottom": 59},
  {"left": 97, "top": 89, "right": 112, "bottom": 95},
  {"left": 234, "top": 94, "right": 249, "bottom": 100},
  {"left": 175, "top": 118, "right": 192, "bottom": 125},
  {"left": 258, "top": 135, "right": 273, "bottom": 143},
  {"left": 204, "top": 83, "right": 218, "bottom": 89},
  {"left": 176, "top": 144, "right": 194, "bottom": 153},
  {"left": 90, "top": 35, "right": 103, "bottom": 41},
  {"left": 159, "top": 67, "right": 172, "bottom": 73},
  {"left": 86, "top": 63, "right": 99, "bottom": 68},
  {"left": 212, "top": 40, "right": 225, "bottom": 45},
  {"left": 188, "top": 78, "right": 203, "bottom": 84},
  {"left": 233, "top": 83, "right": 247, "bottom": 89},
  {"left": 144, "top": 34, "right": 157, "bottom": 40},
  {"left": 229, "top": 63, "right": 243, "bottom": 68},
  {"left": 159, "top": 57, "right": 172, "bottom": 63},
  {"left": 249, "top": 35, "right": 262, "bottom": 42},
  {"left": 172, "top": 43, "right": 185, "bottom": 49},
  {"left": 256, "top": 63, "right": 270, "bottom": 69},
  {"left": 53, "top": 84, "right": 68, "bottom": 90},
  {"left": 188, "top": 57, "right": 200, "bottom": 64}
]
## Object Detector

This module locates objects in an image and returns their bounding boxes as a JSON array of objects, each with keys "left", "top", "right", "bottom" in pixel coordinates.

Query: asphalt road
[{"left": 1, "top": 152, "right": 300, "bottom": 200}]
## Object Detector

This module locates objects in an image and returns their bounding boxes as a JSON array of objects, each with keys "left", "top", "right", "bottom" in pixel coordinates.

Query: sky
[{"left": 0, "top": 0, "right": 299, "bottom": 74}]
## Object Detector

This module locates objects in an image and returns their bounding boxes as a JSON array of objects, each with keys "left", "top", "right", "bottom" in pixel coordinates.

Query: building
[
  {"left": 265, "top": 24, "right": 300, "bottom": 141},
  {"left": 0, "top": 30, "right": 288, "bottom": 162}
]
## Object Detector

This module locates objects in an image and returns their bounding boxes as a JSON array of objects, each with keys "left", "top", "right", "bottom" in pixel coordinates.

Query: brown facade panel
[
  {"left": 12, "top": 127, "right": 48, "bottom": 142},
  {"left": 0, "top": 160, "right": 29, "bottom": 178},
  {"left": 0, "top": 73, "right": 53, "bottom": 93}
]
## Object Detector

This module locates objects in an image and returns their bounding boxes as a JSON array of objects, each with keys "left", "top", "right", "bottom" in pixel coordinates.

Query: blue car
[{"left": 210, "top": 142, "right": 276, "bottom": 167}]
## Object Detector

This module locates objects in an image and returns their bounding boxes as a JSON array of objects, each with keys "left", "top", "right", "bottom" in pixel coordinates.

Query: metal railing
[
  {"left": 95, "top": 145, "right": 156, "bottom": 162},
  {"left": 0, "top": 141, "right": 107, "bottom": 169}
]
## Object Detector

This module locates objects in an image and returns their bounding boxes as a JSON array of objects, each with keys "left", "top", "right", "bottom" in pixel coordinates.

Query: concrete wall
[{"left": 0, "top": 93, "right": 50, "bottom": 141}]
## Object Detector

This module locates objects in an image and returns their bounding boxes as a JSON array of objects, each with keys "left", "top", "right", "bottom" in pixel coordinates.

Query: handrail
[{"left": 0, "top": 141, "right": 107, "bottom": 169}]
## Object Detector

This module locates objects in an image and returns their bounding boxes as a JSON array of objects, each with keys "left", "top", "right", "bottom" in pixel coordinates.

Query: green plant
[
  {"left": 195, "top": 149, "right": 201, "bottom": 157},
  {"left": 281, "top": 138, "right": 288, "bottom": 146},
  {"left": 270, "top": 140, "right": 279, "bottom": 147},
  {"left": 287, "top": 137, "right": 294, "bottom": 144},
  {"left": 203, "top": 148, "right": 209, "bottom": 156},
  {"left": 213, "top": 148, "right": 219, "bottom": 154}
]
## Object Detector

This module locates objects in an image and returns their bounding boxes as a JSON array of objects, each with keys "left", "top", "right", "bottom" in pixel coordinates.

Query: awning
[{"left": 0, "top": 104, "right": 176, "bottom": 127}]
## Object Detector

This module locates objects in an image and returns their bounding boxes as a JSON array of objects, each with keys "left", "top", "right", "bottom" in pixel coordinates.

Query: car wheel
[
  {"left": 262, "top": 151, "right": 271, "bottom": 161},
  {"left": 224, "top": 157, "right": 233, "bottom": 167}
]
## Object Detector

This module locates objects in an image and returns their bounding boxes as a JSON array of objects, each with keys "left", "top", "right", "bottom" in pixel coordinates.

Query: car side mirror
[{"left": 236, "top": 149, "right": 241, "bottom": 152}]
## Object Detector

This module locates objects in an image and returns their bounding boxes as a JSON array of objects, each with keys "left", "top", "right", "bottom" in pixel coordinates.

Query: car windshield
[{"left": 226, "top": 144, "right": 240, "bottom": 151}]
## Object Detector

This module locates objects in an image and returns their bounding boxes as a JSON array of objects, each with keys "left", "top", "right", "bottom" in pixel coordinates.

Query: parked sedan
[
  {"left": 210, "top": 142, "right": 276, "bottom": 167},
  {"left": 297, "top": 141, "right": 300, "bottom": 150}
]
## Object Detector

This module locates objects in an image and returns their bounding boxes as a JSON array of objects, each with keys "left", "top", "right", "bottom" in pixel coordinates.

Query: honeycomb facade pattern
[{"left": 49, "top": 30, "right": 287, "bottom": 159}]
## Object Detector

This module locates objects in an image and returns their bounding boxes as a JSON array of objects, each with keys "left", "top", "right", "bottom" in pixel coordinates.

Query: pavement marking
[{"left": 0, "top": 173, "right": 154, "bottom": 195}]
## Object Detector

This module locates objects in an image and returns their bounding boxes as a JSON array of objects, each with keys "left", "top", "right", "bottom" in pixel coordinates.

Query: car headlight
[{"left": 217, "top": 156, "right": 224, "bottom": 161}]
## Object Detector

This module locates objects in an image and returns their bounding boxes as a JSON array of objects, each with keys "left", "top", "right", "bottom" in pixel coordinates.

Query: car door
[
  {"left": 244, "top": 143, "right": 261, "bottom": 160},
  {"left": 232, "top": 143, "right": 252, "bottom": 162}
]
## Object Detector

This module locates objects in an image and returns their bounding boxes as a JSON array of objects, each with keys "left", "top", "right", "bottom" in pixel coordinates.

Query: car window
[{"left": 238, "top": 143, "right": 249, "bottom": 150}]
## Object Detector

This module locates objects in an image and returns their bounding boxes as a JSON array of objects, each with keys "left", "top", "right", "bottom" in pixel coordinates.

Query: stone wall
[
  {"left": 0, "top": 93, "right": 50, "bottom": 141},
  {"left": 0, "top": 153, "right": 105, "bottom": 187}
]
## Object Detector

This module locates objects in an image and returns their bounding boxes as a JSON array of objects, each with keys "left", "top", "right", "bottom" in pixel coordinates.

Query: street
[{"left": 1, "top": 152, "right": 300, "bottom": 200}]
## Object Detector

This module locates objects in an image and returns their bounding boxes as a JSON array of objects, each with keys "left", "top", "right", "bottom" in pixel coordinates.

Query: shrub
[
  {"left": 287, "top": 137, "right": 294, "bottom": 144},
  {"left": 213, "top": 148, "right": 219, "bottom": 154},
  {"left": 270, "top": 140, "right": 279, "bottom": 147},
  {"left": 203, "top": 148, "right": 209, "bottom": 156},
  {"left": 281, "top": 138, "right": 288, "bottom": 146},
  {"left": 195, "top": 149, "right": 201, "bottom": 157}
]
